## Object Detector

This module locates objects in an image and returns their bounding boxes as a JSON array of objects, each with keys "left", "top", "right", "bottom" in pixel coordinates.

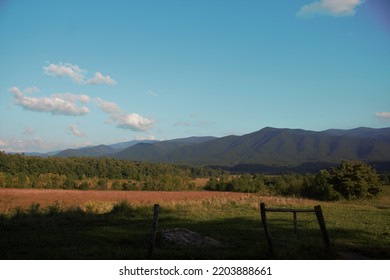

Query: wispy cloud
[
  {"left": 23, "top": 127, "right": 35, "bottom": 135},
  {"left": 174, "top": 121, "right": 192, "bottom": 127},
  {"left": 376, "top": 112, "right": 390, "bottom": 119},
  {"left": 0, "top": 136, "right": 93, "bottom": 153},
  {"left": 86, "top": 72, "right": 117, "bottom": 85},
  {"left": 95, "top": 97, "right": 154, "bottom": 131},
  {"left": 0, "top": 137, "right": 48, "bottom": 153},
  {"left": 0, "top": 138, "right": 9, "bottom": 147},
  {"left": 147, "top": 90, "right": 158, "bottom": 97},
  {"left": 43, "top": 62, "right": 116, "bottom": 85},
  {"left": 297, "top": 0, "right": 364, "bottom": 17},
  {"left": 10, "top": 86, "right": 90, "bottom": 116},
  {"left": 43, "top": 63, "right": 85, "bottom": 84},
  {"left": 68, "top": 124, "right": 86, "bottom": 137},
  {"left": 95, "top": 97, "right": 121, "bottom": 114},
  {"left": 175, "top": 113, "right": 213, "bottom": 129},
  {"left": 24, "top": 87, "right": 40, "bottom": 94}
]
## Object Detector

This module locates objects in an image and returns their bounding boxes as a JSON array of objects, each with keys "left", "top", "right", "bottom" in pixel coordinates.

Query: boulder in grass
[{"left": 161, "top": 228, "right": 221, "bottom": 247}]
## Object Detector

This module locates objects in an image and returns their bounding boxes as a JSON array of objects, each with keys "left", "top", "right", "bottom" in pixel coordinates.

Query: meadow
[{"left": 0, "top": 186, "right": 389, "bottom": 260}]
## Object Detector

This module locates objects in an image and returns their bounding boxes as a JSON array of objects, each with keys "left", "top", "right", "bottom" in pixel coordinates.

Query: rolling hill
[
  {"left": 55, "top": 144, "right": 117, "bottom": 158},
  {"left": 112, "top": 127, "right": 390, "bottom": 168},
  {"left": 54, "top": 139, "right": 158, "bottom": 158},
  {"left": 113, "top": 136, "right": 217, "bottom": 161},
  {"left": 52, "top": 127, "right": 390, "bottom": 172}
]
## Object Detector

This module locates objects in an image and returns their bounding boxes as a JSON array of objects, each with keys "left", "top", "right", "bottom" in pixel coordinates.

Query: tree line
[
  {"left": 0, "top": 152, "right": 386, "bottom": 200},
  {"left": 0, "top": 152, "right": 226, "bottom": 191},
  {"left": 205, "top": 160, "right": 385, "bottom": 200}
]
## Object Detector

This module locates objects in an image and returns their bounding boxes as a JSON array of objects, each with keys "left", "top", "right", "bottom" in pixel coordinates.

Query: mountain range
[{"left": 48, "top": 127, "right": 390, "bottom": 173}]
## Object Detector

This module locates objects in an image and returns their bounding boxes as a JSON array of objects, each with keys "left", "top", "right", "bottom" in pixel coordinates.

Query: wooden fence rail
[{"left": 260, "top": 203, "right": 330, "bottom": 254}]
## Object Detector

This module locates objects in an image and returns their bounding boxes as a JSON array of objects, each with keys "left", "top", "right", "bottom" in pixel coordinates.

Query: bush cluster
[{"left": 205, "top": 160, "right": 382, "bottom": 201}]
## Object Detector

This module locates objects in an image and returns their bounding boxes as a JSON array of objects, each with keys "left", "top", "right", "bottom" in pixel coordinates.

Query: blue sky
[{"left": 0, "top": 0, "right": 389, "bottom": 153}]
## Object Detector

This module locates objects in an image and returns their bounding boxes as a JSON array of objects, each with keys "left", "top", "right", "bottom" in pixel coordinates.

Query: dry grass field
[
  {"left": 0, "top": 188, "right": 253, "bottom": 212},
  {"left": 0, "top": 186, "right": 388, "bottom": 259}
]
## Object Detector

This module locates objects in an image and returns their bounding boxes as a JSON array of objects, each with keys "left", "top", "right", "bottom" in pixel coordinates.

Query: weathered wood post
[
  {"left": 314, "top": 205, "right": 330, "bottom": 249},
  {"left": 260, "top": 203, "right": 274, "bottom": 254},
  {"left": 148, "top": 204, "right": 160, "bottom": 259},
  {"left": 293, "top": 211, "right": 297, "bottom": 234}
]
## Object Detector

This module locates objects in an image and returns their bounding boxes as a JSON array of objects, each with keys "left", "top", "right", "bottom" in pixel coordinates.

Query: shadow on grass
[{"left": 0, "top": 204, "right": 386, "bottom": 260}]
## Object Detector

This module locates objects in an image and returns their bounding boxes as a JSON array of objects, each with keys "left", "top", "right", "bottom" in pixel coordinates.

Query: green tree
[
  {"left": 97, "top": 178, "right": 108, "bottom": 190},
  {"left": 112, "top": 180, "right": 122, "bottom": 190},
  {"left": 302, "top": 170, "right": 341, "bottom": 201},
  {"left": 79, "top": 181, "right": 89, "bottom": 190},
  {"left": 63, "top": 177, "right": 76, "bottom": 189},
  {"left": 330, "top": 160, "right": 381, "bottom": 199}
]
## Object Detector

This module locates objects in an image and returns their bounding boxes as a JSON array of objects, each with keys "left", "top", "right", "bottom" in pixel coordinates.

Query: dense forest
[
  {"left": 0, "top": 152, "right": 388, "bottom": 200},
  {"left": 0, "top": 152, "right": 226, "bottom": 191}
]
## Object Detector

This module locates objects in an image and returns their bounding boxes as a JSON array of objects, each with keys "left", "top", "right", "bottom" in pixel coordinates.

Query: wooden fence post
[
  {"left": 260, "top": 203, "right": 274, "bottom": 254},
  {"left": 260, "top": 203, "right": 330, "bottom": 253},
  {"left": 293, "top": 211, "right": 297, "bottom": 234},
  {"left": 148, "top": 204, "right": 160, "bottom": 259},
  {"left": 314, "top": 205, "right": 330, "bottom": 249}
]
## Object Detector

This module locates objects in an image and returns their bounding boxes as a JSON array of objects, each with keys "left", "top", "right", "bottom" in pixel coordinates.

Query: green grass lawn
[{"left": 0, "top": 188, "right": 389, "bottom": 260}]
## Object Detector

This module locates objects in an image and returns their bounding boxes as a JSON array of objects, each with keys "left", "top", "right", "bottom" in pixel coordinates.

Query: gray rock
[{"left": 161, "top": 228, "right": 222, "bottom": 247}]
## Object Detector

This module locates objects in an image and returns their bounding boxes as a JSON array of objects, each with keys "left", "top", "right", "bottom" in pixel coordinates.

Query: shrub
[
  {"left": 79, "top": 182, "right": 89, "bottom": 190},
  {"left": 122, "top": 181, "right": 137, "bottom": 191},
  {"left": 84, "top": 201, "right": 112, "bottom": 214},
  {"left": 112, "top": 180, "right": 122, "bottom": 190},
  {"left": 97, "top": 178, "right": 108, "bottom": 190},
  {"left": 46, "top": 201, "right": 62, "bottom": 215},
  {"left": 27, "top": 203, "right": 41, "bottom": 215},
  {"left": 110, "top": 201, "right": 134, "bottom": 216}
]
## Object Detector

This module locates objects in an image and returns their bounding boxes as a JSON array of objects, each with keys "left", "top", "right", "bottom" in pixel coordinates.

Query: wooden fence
[
  {"left": 260, "top": 203, "right": 330, "bottom": 253},
  {"left": 148, "top": 203, "right": 331, "bottom": 258}
]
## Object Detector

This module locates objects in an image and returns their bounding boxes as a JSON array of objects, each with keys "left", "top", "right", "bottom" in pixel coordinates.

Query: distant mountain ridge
[
  {"left": 55, "top": 145, "right": 116, "bottom": 158},
  {"left": 111, "top": 127, "right": 390, "bottom": 167},
  {"left": 50, "top": 127, "right": 390, "bottom": 172},
  {"left": 54, "top": 137, "right": 216, "bottom": 158}
]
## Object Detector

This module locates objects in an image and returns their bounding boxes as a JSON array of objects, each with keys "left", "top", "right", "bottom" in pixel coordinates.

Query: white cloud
[
  {"left": 95, "top": 97, "right": 121, "bottom": 114},
  {"left": 297, "top": 0, "right": 364, "bottom": 17},
  {"left": 10, "top": 86, "right": 90, "bottom": 116},
  {"left": 43, "top": 62, "right": 116, "bottom": 86},
  {"left": 95, "top": 97, "right": 154, "bottom": 131},
  {"left": 134, "top": 135, "right": 157, "bottom": 141},
  {"left": 86, "top": 72, "right": 117, "bottom": 85},
  {"left": 376, "top": 112, "right": 390, "bottom": 119},
  {"left": 53, "top": 93, "right": 90, "bottom": 104},
  {"left": 43, "top": 63, "right": 85, "bottom": 83},
  {"left": 68, "top": 124, "right": 86, "bottom": 137},
  {"left": 114, "top": 113, "right": 154, "bottom": 131}
]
